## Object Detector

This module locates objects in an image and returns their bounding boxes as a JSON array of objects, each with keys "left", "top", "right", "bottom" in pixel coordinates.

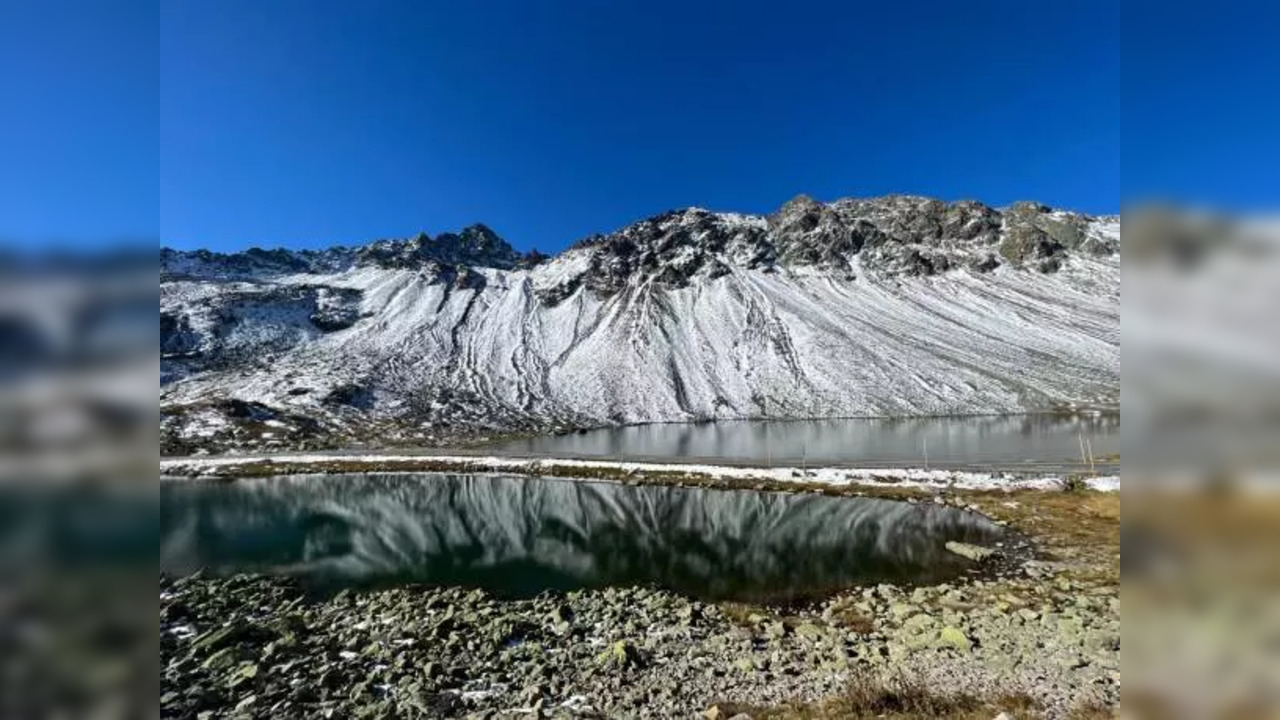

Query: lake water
[
  {"left": 160, "top": 473, "right": 1006, "bottom": 602},
  {"left": 483, "top": 415, "right": 1119, "bottom": 470}
]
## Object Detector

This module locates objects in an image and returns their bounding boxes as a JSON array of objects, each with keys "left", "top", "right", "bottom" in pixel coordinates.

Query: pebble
[{"left": 162, "top": 571, "right": 1118, "bottom": 719}]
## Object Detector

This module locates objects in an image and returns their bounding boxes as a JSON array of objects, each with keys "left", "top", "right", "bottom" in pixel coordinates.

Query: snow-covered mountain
[{"left": 161, "top": 195, "right": 1119, "bottom": 454}]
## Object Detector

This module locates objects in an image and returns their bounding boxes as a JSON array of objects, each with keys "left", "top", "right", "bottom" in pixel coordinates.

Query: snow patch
[{"left": 159, "top": 454, "right": 1119, "bottom": 492}]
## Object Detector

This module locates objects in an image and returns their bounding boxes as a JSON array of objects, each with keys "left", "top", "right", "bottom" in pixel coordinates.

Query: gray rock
[
  {"left": 595, "top": 640, "right": 643, "bottom": 670},
  {"left": 945, "top": 541, "right": 997, "bottom": 561},
  {"left": 162, "top": 565, "right": 1119, "bottom": 720},
  {"left": 902, "top": 613, "right": 937, "bottom": 632},
  {"left": 936, "top": 626, "right": 973, "bottom": 652},
  {"left": 889, "top": 603, "right": 921, "bottom": 620},
  {"left": 794, "top": 623, "right": 824, "bottom": 641}
]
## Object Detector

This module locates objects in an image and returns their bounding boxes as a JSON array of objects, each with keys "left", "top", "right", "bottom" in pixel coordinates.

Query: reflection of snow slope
[{"left": 160, "top": 473, "right": 1004, "bottom": 599}]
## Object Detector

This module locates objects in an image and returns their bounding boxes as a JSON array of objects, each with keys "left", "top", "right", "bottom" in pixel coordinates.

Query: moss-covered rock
[{"left": 937, "top": 625, "right": 973, "bottom": 652}]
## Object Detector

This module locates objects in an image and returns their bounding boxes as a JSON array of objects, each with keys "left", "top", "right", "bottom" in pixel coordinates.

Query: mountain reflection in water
[
  {"left": 484, "top": 415, "right": 1119, "bottom": 469},
  {"left": 161, "top": 473, "right": 1006, "bottom": 602}
]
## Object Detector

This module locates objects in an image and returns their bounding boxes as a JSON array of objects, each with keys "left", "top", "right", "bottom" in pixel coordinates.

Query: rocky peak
[
  {"left": 769, "top": 194, "right": 871, "bottom": 272},
  {"left": 164, "top": 194, "right": 1116, "bottom": 296},
  {"left": 355, "top": 224, "right": 527, "bottom": 271},
  {"left": 772, "top": 193, "right": 823, "bottom": 221},
  {"left": 160, "top": 245, "right": 356, "bottom": 280},
  {"left": 564, "top": 208, "right": 772, "bottom": 297},
  {"left": 162, "top": 223, "right": 548, "bottom": 280},
  {"left": 533, "top": 194, "right": 1117, "bottom": 305},
  {"left": 826, "top": 195, "right": 1002, "bottom": 245},
  {"left": 999, "top": 201, "right": 1116, "bottom": 271},
  {"left": 440, "top": 224, "right": 519, "bottom": 265}
]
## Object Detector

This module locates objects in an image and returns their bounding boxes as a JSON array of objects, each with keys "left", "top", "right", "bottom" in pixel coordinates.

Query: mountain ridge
[
  {"left": 161, "top": 194, "right": 1120, "bottom": 454},
  {"left": 162, "top": 194, "right": 1118, "bottom": 279}
]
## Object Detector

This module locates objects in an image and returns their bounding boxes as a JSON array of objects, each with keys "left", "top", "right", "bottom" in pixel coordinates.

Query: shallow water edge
[
  {"left": 162, "top": 472, "right": 1028, "bottom": 602},
  {"left": 161, "top": 453, "right": 1120, "bottom": 494}
]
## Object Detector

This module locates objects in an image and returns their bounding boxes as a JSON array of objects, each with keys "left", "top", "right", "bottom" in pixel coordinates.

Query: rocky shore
[{"left": 161, "top": 562, "right": 1117, "bottom": 719}]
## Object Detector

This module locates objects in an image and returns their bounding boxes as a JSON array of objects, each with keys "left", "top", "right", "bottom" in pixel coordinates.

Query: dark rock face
[
  {"left": 308, "top": 287, "right": 363, "bottom": 332},
  {"left": 534, "top": 275, "right": 582, "bottom": 306},
  {"left": 160, "top": 312, "right": 202, "bottom": 357},
  {"left": 830, "top": 196, "right": 1003, "bottom": 247},
  {"left": 163, "top": 223, "right": 545, "bottom": 280},
  {"left": 969, "top": 254, "right": 1001, "bottom": 273},
  {"left": 0, "top": 316, "right": 50, "bottom": 376},
  {"left": 569, "top": 210, "right": 765, "bottom": 296},
  {"left": 162, "top": 196, "right": 1115, "bottom": 306},
  {"left": 451, "top": 266, "right": 487, "bottom": 292},
  {"left": 896, "top": 248, "right": 953, "bottom": 277},
  {"left": 161, "top": 285, "right": 366, "bottom": 376},
  {"left": 217, "top": 398, "right": 277, "bottom": 421},
  {"left": 998, "top": 201, "right": 1096, "bottom": 266},
  {"left": 356, "top": 224, "right": 529, "bottom": 271},
  {"left": 515, "top": 248, "right": 551, "bottom": 270},
  {"left": 543, "top": 195, "right": 1112, "bottom": 301},
  {"left": 161, "top": 246, "right": 355, "bottom": 280},
  {"left": 323, "top": 383, "right": 375, "bottom": 410},
  {"left": 770, "top": 195, "right": 867, "bottom": 271}
]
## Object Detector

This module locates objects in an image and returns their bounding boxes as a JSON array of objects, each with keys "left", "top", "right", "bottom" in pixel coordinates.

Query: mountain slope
[{"left": 161, "top": 195, "right": 1119, "bottom": 454}]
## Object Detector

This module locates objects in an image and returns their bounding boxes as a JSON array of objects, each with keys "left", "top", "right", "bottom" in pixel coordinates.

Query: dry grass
[
  {"left": 719, "top": 602, "right": 769, "bottom": 627},
  {"left": 711, "top": 673, "right": 1048, "bottom": 719},
  {"left": 826, "top": 605, "right": 875, "bottom": 635},
  {"left": 817, "top": 676, "right": 983, "bottom": 719},
  {"left": 963, "top": 488, "right": 1120, "bottom": 588},
  {"left": 1124, "top": 490, "right": 1280, "bottom": 615},
  {"left": 1069, "top": 700, "right": 1116, "bottom": 719}
]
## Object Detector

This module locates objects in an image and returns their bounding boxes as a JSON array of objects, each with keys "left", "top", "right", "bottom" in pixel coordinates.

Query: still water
[
  {"left": 160, "top": 473, "right": 1006, "bottom": 602},
  {"left": 484, "top": 415, "right": 1119, "bottom": 469}
]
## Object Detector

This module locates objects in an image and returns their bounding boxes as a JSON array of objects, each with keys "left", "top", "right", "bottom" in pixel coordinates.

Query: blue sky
[
  {"left": 0, "top": 1, "right": 1274, "bottom": 252},
  {"left": 0, "top": 0, "right": 157, "bottom": 248}
]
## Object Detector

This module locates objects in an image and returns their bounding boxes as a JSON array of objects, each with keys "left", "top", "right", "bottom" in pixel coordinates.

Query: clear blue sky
[{"left": 0, "top": 1, "right": 1275, "bottom": 252}]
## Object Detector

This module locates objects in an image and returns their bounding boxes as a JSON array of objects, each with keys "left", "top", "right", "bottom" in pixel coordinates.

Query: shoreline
[
  {"left": 160, "top": 453, "right": 1119, "bottom": 493},
  {"left": 160, "top": 454, "right": 1120, "bottom": 718}
]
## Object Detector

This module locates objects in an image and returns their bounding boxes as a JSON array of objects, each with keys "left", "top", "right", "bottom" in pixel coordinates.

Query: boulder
[
  {"left": 937, "top": 625, "right": 973, "bottom": 652},
  {"left": 944, "top": 541, "right": 997, "bottom": 561},
  {"left": 596, "top": 640, "right": 643, "bottom": 670}
]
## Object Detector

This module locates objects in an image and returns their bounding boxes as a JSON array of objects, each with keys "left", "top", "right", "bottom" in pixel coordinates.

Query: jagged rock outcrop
[
  {"left": 355, "top": 224, "right": 533, "bottom": 271},
  {"left": 160, "top": 194, "right": 1119, "bottom": 453}
]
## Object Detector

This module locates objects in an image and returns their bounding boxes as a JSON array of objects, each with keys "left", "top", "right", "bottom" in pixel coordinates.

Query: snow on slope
[{"left": 161, "top": 195, "right": 1119, "bottom": 453}]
